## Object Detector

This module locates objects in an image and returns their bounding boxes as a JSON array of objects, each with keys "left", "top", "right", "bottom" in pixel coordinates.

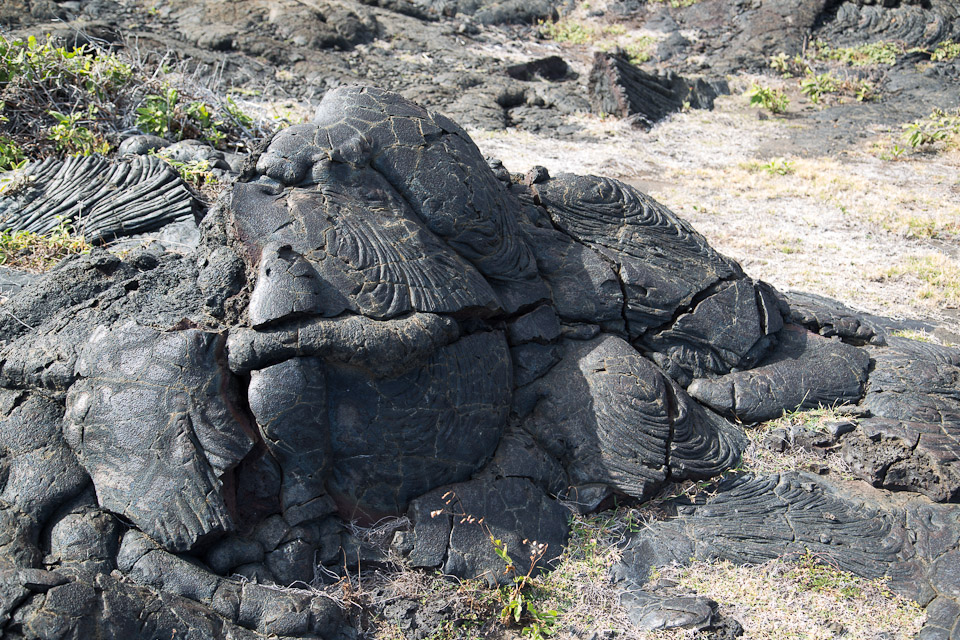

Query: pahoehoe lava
[{"left": 0, "top": 85, "right": 958, "bottom": 639}]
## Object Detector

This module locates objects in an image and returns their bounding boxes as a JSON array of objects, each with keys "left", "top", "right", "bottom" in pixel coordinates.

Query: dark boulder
[
  {"left": 63, "top": 322, "right": 255, "bottom": 553},
  {"left": 506, "top": 56, "right": 570, "bottom": 81},
  {"left": 842, "top": 337, "right": 960, "bottom": 502},
  {"left": 688, "top": 325, "right": 871, "bottom": 423},
  {"left": 405, "top": 476, "right": 568, "bottom": 585},
  {"left": 516, "top": 335, "right": 746, "bottom": 499},
  {"left": 531, "top": 173, "right": 781, "bottom": 383},
  {"left": 588, "top": 51, "right": 727, "bottom": 127}
]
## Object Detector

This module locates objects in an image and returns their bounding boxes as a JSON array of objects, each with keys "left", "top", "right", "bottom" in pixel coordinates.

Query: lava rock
[
  {"left": 0, "top": 155, "right": 197, "bottom": 243},
  {"left": 688, "top": 325, "right": 870, "bottom": 423},
  {"left": 588, "top": 51, "right": 727, "bottom": 127},
  {"left": 63, "top": 322, "right": 255, "bottom": 552}
]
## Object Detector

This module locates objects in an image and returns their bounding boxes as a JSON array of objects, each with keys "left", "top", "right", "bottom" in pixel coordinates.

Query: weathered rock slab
[
  {"left": 0, "top": 155, "right": 196, "bottom": 243},
  {"left": 63, "top": 322, "right": 255, "bottom": 552}
]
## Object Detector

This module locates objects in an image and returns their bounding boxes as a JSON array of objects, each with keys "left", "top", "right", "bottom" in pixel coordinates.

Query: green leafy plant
[
  {"left": 491, "top": 538, "right": 559, "bottom": 639},
  {"left": 769, "top": 52, "right": 813, "bottom": 78},
  {"left": 538, "top": 19, "right": 595, "bottom": 45},
  {"left": 854, "top": 79, "right": 876, "bottom": 102},
  {"left": 931, "top": 40, "right": 960, "bottom": 61},
  {"left": 0, "top": 135, "right": 26, "bottom": 171},
  {"left": 46, "top": 108, "right": 110, "bottom": 155},
  {"left": 769, "top": 52, "right": 791, "bottom": 75},
  {"left": 746, "top": 83, "right": 789, "bottom": 114},
  {"left": 761, "top": 157, "right": 795, "bottom": 175},
  {"left": 799, "top": 70, "right": 839, "bottom": 104},
  {"left": 136, "top": 87, "right": 179, "bottom": 138},
  {"left": 0, "top": 216, "right": 90, "bottom": 271},
  {"left": 879, "top": 143, "right": 906, "bottom": 161},
  {"left": 0, "top": 34, "right": 130, "bottom": 89},
  {"left": 0, "top": 35, "right": 134, "bottom": 156},
  {"left": 902, "top": 107, "right": 960, "bottom": 148},
  {"left": 622, "top": 37, "right": 656, "bottom": 64},
  {"left": 161, "top": 157, "right": 217, "bottom": 189},
  {"left": 812, "top": 39, "right": 902, "bottom": 66},
  {"left": 136, "top": 89, "right": 255, "bottom": 148}
]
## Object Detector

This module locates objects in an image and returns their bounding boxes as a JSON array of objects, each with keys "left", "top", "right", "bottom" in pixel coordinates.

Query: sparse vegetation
[
  {"left": 931, "top": 40, "right": 960, "bottom": 62},
  {"left": 46, "top": 108, "right": 110, "bottom": 155},
  {"left": 538, "top": 18, "right": 595, "bottom": 45},
  {"left": 649, "top": 0, "right": 700, "bottom": 7},
  {"left": 799, "top": 71, "right": 838, "bottom": 104},
  {"left": 663, "top": 554, "right": 925, "bottom": 639},
  {"left": 762, "top": 157, "right": 794, "bottom": 175},
  {"left": 0, "top": 134, "right": 25, "bottom": 171},
  {"left": 885, "top": 254, "right": 960, "bottom": 306},
  {"left": 769, "top": 49, "right": 879, "bottom": 105},
  {"left": 156, "top": 154, "right": 219, "bottom": 191},
  {"left": 619, "top": 37, "right": 657, "bottom": 65},
  {"left": 811, "top": 39, "right": 903, "bottom": 66},
  {"left": 540, "top": 18, "right": 657, "bottom": 65},
  {"left": 742, "top": 157, "right": 795, "bottom": 176},
  {"left": 902, "top": 107, "right": 960, "bottom": 149},
  {"left": 0, "top": 34, "right": 268, "bottom": 162},
  {"left": 877, "top": 142, "right": 907, "bottom": 161},
  {"left": 891, "top": 329, "right": 934, "bottom": 343},
  {"left": 741, "top": 407, "right": 856, "bottom": 476},
  {"left": 135, "top": 88, "right": 246, "bottom": 148},
  {"left": 0, "top": 216, "right": 90, "bottom": 271},
  {"left": 746, "top": 83, "right": 789, "bottom": 114}
]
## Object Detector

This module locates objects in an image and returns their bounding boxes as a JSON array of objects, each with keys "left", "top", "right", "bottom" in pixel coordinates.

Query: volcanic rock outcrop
[{"left": 0, "top": 86, "right": 958, "bottom": 638}]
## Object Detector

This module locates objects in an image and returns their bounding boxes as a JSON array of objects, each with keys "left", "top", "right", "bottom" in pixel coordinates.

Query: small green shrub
[
  {"left": 746, "top": 83, "right": 789, "bottom": 114},
  {"left": 538, "top": 19, "right": 595, "bottom": 45},
  {"left": 649, "top": 0, "right": 700, "bottom": 7},
  {"left": 136, "top": 88, "right": 253, "bottom": 148},
  {"left": 854, "top": 79, "right": 876, "bottom": 102},
  {"left": 768, "top": 52, "right": 813, "bottom": 78},
  {"left": 46, "top": 108, "right": 110, "bottom": 155},
  {"left": 0, "top": 216, "right": 90, "bottom": 272},
  {"left": 879, "top": 143, "right": 906, "bottom": 161},
  {"left": 0, "top": 34, "right": 131, "bottom": 90},
  {"left": 813, "top": 39, "right": 902, "bottom": 66},
  {"left": 762, "top": 157, "right": 795, "bottom": 175},
  {"left": 931, "top": 40, "right": 960, "bottom": 61},
  {"left": 0, "top": 34, "right": 267, "bottom": 160},
  {"left": 891, "top": 329, "right": 933, "bottom": 343},
  {"left": 799, "top": 70, "right": 839, "bottom": 104},
  {"left": 902, "top": 107, "right": 960, "bottom": 148},
  {"left": 622, "top": 37, "right": 656, "bottom": 64},
  {"left": 135, "top": 87, "right": 179, "bottom": 138},
  {"left": 0, "top": 135, "right": 26, "bottom": 171}
]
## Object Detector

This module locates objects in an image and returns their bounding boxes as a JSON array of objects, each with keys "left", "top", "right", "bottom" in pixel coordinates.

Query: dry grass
[
  {"left": 740, "top": 407, "right": 857, "bottom": 477},
  {"left": 658, "top": 555, "right": 925, "bottom": 640},
  {"left": 359, "top": 484, "right": 927, "bottom": 639},
  {"left": 883, "top": 253, "right": 960, "bottom": 307}
]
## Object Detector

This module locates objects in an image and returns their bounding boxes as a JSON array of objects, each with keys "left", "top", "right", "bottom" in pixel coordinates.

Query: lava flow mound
[{"left": 0, "top": 86, "right": 958, "bottom": 639}]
